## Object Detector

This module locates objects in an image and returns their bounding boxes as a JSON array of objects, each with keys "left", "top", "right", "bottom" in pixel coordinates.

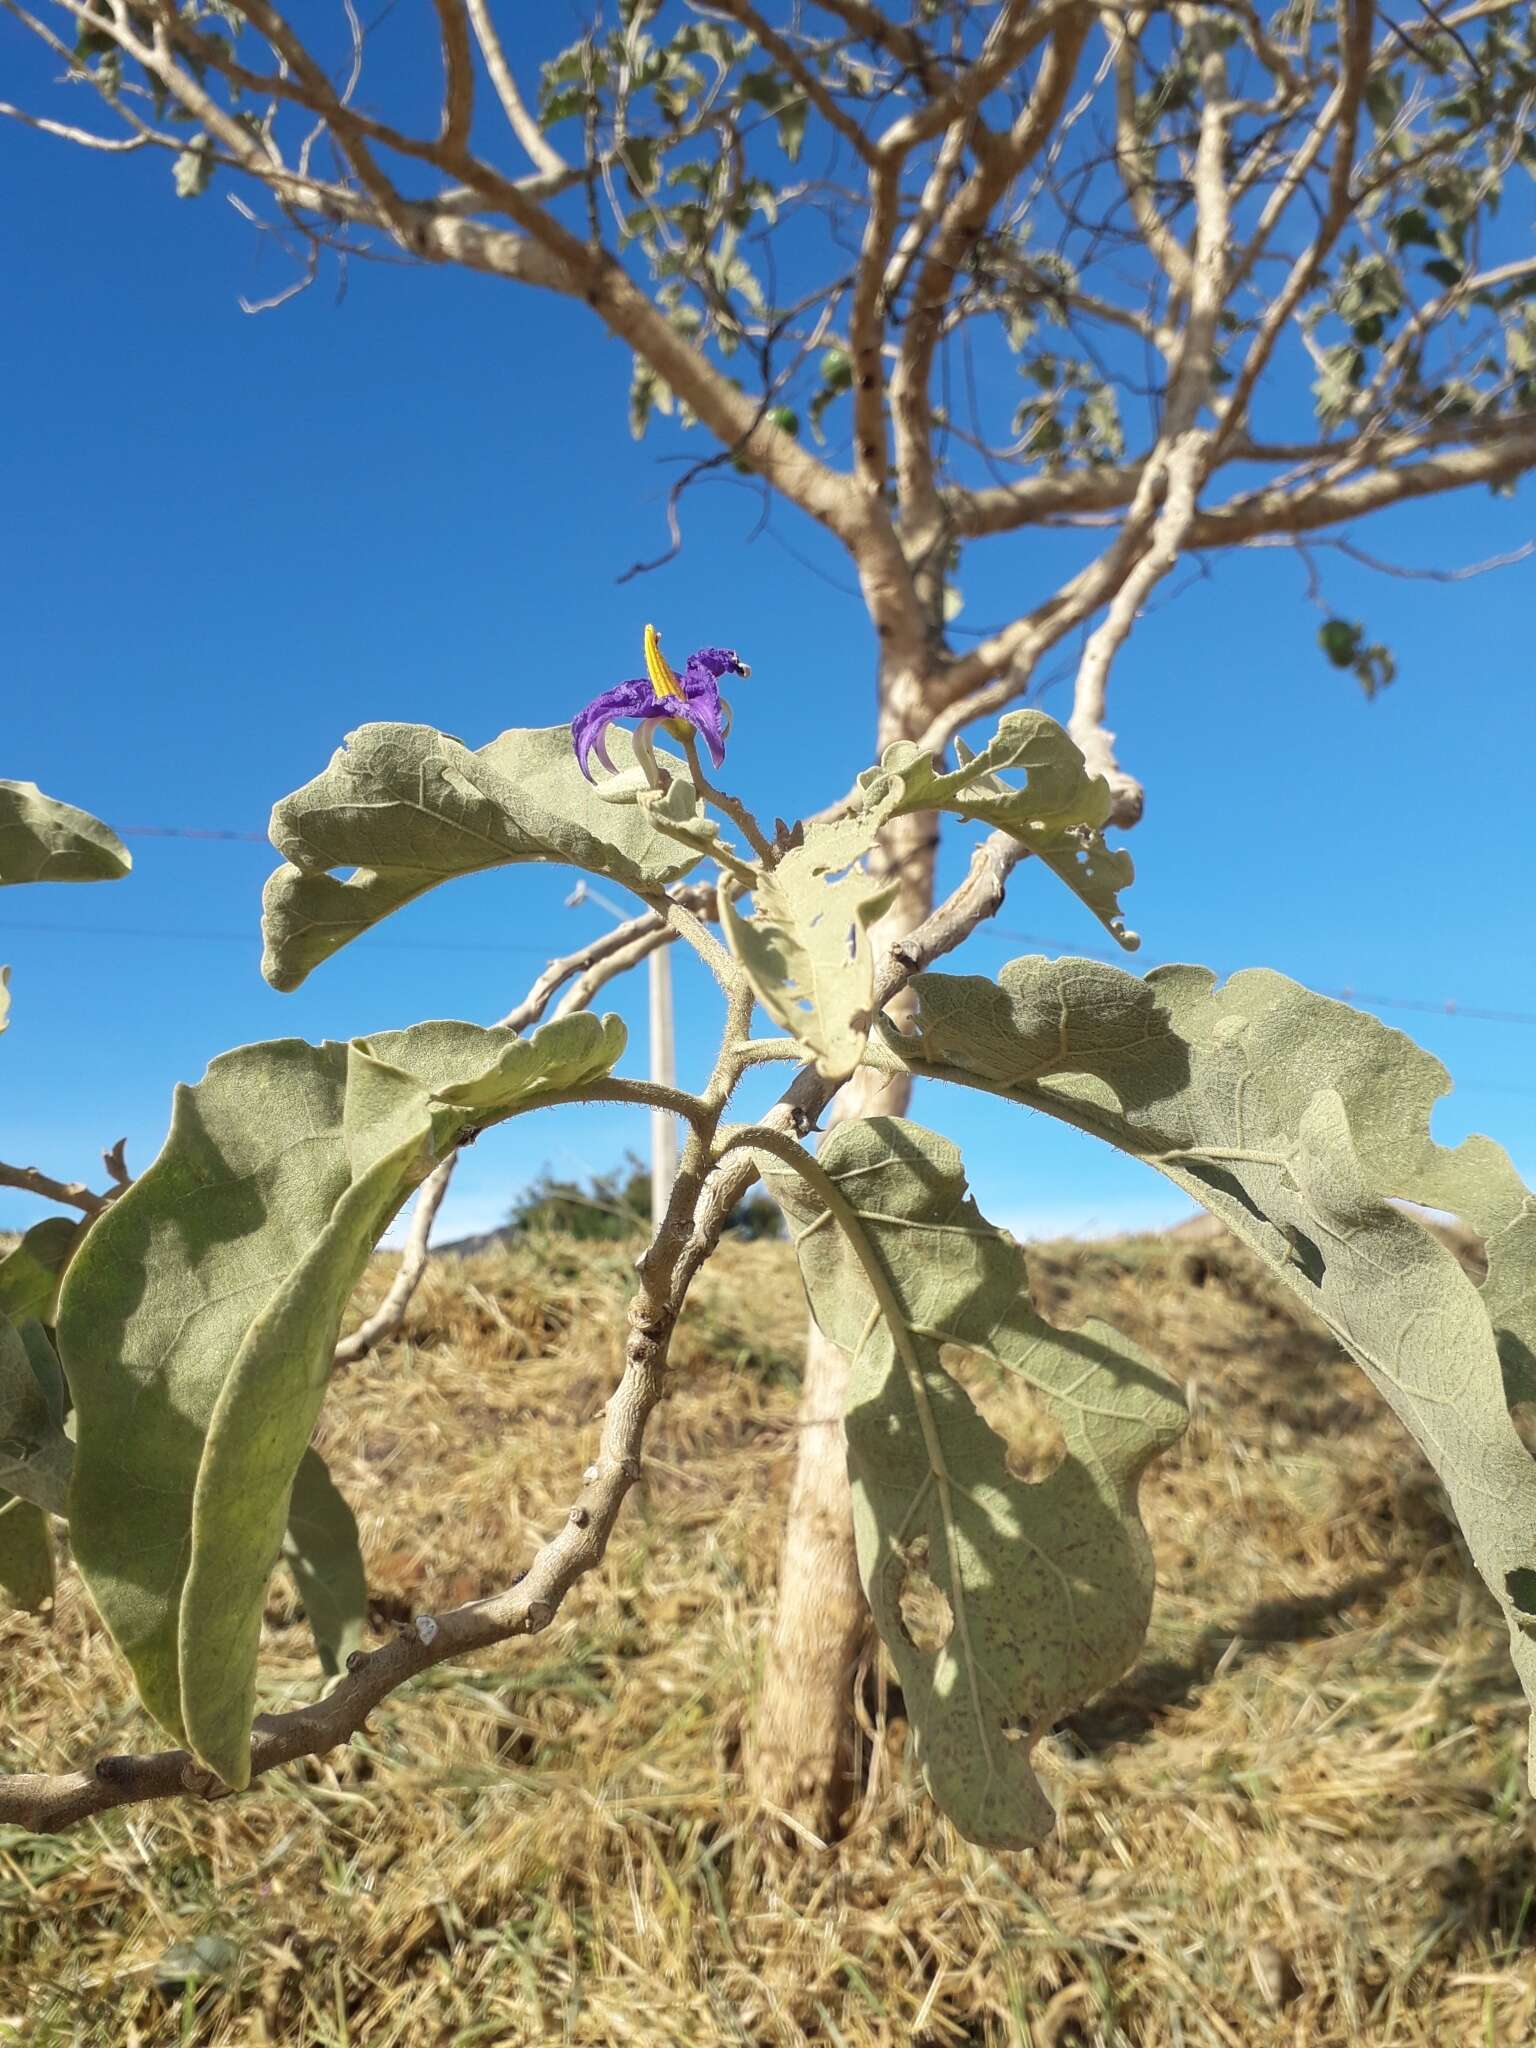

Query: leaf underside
[
  {"left": 0, "top": 1217, "right": 83, "bottom": 1324},
  {"left": 283, "top": 1446, "right": 369, "bottom": 1677},
  {"left": 721, "top": 814, "right": 897, "bottom": 1080},
  {"left": 887, "top": 954, "right": 1536, "bottom": 1779},
  {"left": 262, "top": 722, "right": 699, "bottom": 991},
  {"left": 0, "top": 781, "right": 130, "bottom": 888},
  {"left": 58, "top": 1009, "right": 626, "bottom": 1788},
  {"left": 855, "top": 711, "right": 1139, "bottom": 951},
  {"left": 0, "top": 1313, "right": 72, "bottom": 1517},
  {"left": 0, "top": 1496, "right": 54, "bottom": 1614},
  {"left": 761, "top": 1116, "right": 1185, "bottom": 1849}
]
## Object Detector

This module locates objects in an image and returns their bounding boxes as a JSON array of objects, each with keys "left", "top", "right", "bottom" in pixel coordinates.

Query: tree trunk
[{"left": 749, "top": 781, "right": 939, "bottom": 1839}]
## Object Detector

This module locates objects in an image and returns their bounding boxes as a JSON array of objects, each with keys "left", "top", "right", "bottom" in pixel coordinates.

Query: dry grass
[{"left": 2, "top": 1226, "right": 1534, "bottom": 2047}]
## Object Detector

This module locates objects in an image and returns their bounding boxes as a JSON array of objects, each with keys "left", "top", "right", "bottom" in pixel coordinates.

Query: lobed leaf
[
  {"left": 886, "top": 955, "right": 1536, "bottom": 1773},
  {"left": 760, "top": 1117, "right": 1184, "bottom": 1848},
  {"left": 721, "top": 815, "right": 897, "bottom": 1080},
  {"left": 262, "top": 723, "right": 699, "bottom": 991},
  {"left": 58, "top": 1009, "right": 626, "bottom": 1788},
  {"left": 855, "top": 711, "right": 1138, "bottom": 950},
  {"left": 0, "top": 781, "right": 130, "bottom": 887},
  {"left": 283, "top": 1447, "right": 368, "bottom": 1677}
]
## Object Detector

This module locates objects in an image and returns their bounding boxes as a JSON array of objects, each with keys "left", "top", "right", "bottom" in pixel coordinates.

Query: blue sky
[{"left": 3, "top": 40, "right": 1534, "bottom": 1248}]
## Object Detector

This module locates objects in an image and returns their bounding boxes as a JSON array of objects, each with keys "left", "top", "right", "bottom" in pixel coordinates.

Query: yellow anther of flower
[{"left": 644, "top": 623, "right": 685, "bottom": 701}]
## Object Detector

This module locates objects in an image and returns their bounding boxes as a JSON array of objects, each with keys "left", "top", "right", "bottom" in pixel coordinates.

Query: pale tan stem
[
  {"left": 464, "top": 0, "right": 566, "bottom": 177},
  {"left": 332, "top": 1156, "right": 456, "bottom": 1368}
]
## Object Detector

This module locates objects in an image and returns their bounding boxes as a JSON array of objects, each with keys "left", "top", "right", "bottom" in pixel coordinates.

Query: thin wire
[
  {"left": 0, "top": 919, "right": 552, "bottom": 957},
  {"left": 5, "top": 906, "right": 1532, "bottom": 1025},
  {"left": 118, "top": 826, "right": 268, "bottom": 842}
]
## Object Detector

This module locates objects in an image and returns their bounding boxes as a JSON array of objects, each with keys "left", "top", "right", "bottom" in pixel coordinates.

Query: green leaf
[
  {"left": 856, "top": 711, "right": 1138, "bottom": 950},
  {"left": 1318, "top": 618, "right": 1362, "bottom": 667},
  {"left": 759, "top": 1117, "right": 1184, "bottom": 1848},
  {"left": 821, "top": 346, "right": 853, "bottom": 392},
  {"left": 885, "top": 954, "right": 1536, "bottom": 1774},
  {"left": 0, "top": 782, "right": 130, "bottom": 887},
  {"left": 777, "top": 98, "right": 807, "bottom": 159},
  {"left": 0, "top": 1217, "right": 83, "bottom": 1323},
  {"left": 262, "top": 724, "right": 699, "bottom": 991},
  {"left": 1389, "top": 206, "right": 1439, "bottom": 249},
  {"left": 283, "top": 1447, "right": 368, "bottom": 1677},
  {"left": 0, "top": 1314, "right": 72, "bottom": 1516},
  {"left": 0, "top": 1496, "right": 54, "bottom": 1614},
  {"left": 58, "top": 1009, "right": 626, "bottom": 1788},
  {"left": 172, "top": 135, "right": 213, "bottom": 198},
  {"left": 721, "top": 817, "right": 897, "bottom": 1080}
]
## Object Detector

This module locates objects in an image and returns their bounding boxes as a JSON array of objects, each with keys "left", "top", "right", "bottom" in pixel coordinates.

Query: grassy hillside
[{"left": 1, "top": 1227, "right": 1532, "bottom": 2046}]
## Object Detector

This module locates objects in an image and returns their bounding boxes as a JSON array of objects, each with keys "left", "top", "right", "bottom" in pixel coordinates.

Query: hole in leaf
[
  {"left": 1509, "top": 1403, "right": 1536, "bottom": 1460},
  {"left": 1506, "top": 1568, "right": 1536, "bottom": 1617},
  {"left": 896, "top": 1537, "right": 953, "bottom": 1655},
  {"left": 942, "top": 1346, "right": 1068, "bottom": 1485}
]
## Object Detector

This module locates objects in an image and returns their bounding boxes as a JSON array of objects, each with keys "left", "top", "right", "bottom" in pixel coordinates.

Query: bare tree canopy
[{"left": 5, "top": 0, "right": 1534, "bottom": 813}]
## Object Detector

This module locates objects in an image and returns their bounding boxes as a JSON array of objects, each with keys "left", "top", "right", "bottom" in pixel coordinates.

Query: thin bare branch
[
  {"left": 464, "top": 0, "right": 566, "bottom": 178},
  {"left": 555, "top": 929, "right": 674, "bottom": 1019},
  {"left": 0, "top": 1162, "right": 108, "bottom": 1217},
  {"left": 332, "top": 1156, "right": 456, "bottom": 1369},
  {"left": 0, "top": 99, "right": 150, "bottom": 147},
  {"left": 891, "top": 8, "right": 1092, "bottom": 543},
  {"left": 432, "top": 0, "right": 474, "bottom": 157},
  {"left": 707, "top": 0, "right": 878, "bottom": 165},
  {"left": 1104, "top": 9, "right": 1192, "bottom": 298},
  {"left": 1214, "top": 0, "right": 1375, "bottom": 455}
]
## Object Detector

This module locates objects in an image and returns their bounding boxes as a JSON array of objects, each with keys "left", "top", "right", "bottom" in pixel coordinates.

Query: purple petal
[
  {"left": 683, "top": 647, "right": 747, "bottom": 686},
  {"left": 571, "top": 676, "right": 669, "bottom": 779},
  {"left": 681, "top": 677, "right": 729, "bottom": 769}
]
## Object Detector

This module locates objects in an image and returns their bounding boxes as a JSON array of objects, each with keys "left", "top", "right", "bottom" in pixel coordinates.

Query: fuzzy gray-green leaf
[
  {"left": 722, "top": 816, "right": 897, "bottom": 1080},
  {"left": 262, "top": 723, "right": 698, "bottom": 991},
  {"left": 855, "top": 712, "right": 1137, "bottom": 950},
  {"left": 284, "top": 1447, "right": 368, "bottom": 1677},
  {"left": 0, "top": 782, "right": 130, "bottom": 887},
  {"left": 0, "top": 1496, "right": 54, "bottom": 1613},
  {"left": 0, "top": 1217, "right": 83, "bottom": 1323},
  {"left": 58, "top": 1009, "right": 625, "bottom": 1789},
  {"left": 0, "top": 1314, "right": 72, "bottom": 1516},
  {"left": 887, "top": 955, "right": 1536, "bottom": 1778},
  {"left": 761, "top": 1116, "right": 1184, "bottom": 1848}
]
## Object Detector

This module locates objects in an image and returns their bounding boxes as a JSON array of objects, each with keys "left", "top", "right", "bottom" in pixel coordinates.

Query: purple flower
[{"left": 572, "top": 624, "right": 750, "bottom": 781}]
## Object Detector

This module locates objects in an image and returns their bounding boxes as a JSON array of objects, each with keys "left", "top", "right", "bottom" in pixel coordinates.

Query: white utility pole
[{"left": 565, "top": 882, "right": 678, "bottom": 1229}]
